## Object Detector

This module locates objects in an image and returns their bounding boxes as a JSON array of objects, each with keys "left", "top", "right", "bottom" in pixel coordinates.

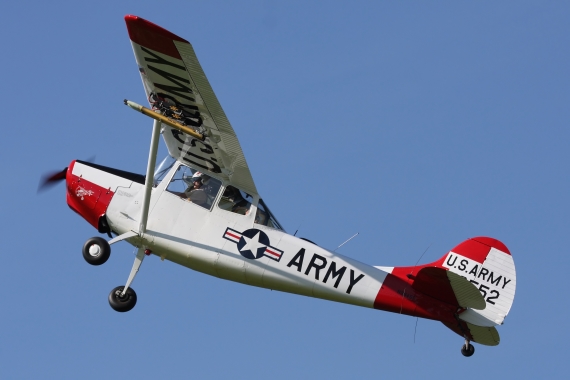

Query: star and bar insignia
[{"left": 223, "top": 227, "right": 284, "bottom": 262}]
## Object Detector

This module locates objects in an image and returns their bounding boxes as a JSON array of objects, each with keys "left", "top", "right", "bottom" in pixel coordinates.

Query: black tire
[
  {"left": 82, "top": 237, "right": 111, "bottom": 265},
  {"left": 108, "top": 286, "right": 137, "bottom": 312},
  {"left": 461, "top": 343, "right": 475, "bottom": 357}
]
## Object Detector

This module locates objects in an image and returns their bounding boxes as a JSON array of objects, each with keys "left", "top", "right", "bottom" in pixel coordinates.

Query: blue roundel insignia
[
  {"left": 236, "top": 229, "right": 269, "bottom": 260},
  {"left": 222, "top": 227, "right": 284, "bottom": 262}
]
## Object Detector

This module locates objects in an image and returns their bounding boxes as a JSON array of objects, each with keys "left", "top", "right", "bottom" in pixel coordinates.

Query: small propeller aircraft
[{"left": 40, "top": 15, "right": 516, "bottom": 357}]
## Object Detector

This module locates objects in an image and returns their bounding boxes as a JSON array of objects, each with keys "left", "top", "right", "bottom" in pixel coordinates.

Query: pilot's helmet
[{"left": 182, "top": 171, "right": 203, "bottom": 187}]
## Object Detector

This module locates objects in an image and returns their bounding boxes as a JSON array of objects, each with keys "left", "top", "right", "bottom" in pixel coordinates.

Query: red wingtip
[{"left": 124, "top": 15, "right": 188, "bottom": 58}]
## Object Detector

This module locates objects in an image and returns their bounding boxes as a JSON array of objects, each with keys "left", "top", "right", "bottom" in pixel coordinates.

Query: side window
[
  {"left": 218, "top": 185, "right": 252, "bottom": 215},
  {"left": 256, "top": 199, "right": 283, "bottom": 230},
  {"left": 166, "top": 165, "right": 221, "bottom": 210}
]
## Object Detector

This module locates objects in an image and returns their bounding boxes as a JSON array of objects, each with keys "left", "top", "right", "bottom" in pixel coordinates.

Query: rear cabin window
[
  {"left": 166, "top": 165, "right": 222, "bottom": 210},
  {"left": 218, "top": 185, "right": 252, "bottom": 215},
  {"left": 255, "top": 199, "right": 284, "bottom": 230}
]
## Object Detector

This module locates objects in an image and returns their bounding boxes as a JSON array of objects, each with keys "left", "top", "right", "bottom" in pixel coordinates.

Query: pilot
[
  {"left": 191, "top": 177, "right": 203, "bottom": 190},
  {"left": 183, "top": 173, "right": 208, "bottom": 207},
  {"left": 202, "top": 174, "right": 214, "bottom": 197}
]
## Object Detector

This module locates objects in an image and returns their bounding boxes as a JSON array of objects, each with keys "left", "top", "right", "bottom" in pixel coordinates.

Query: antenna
[
  {"left": 407, "top": 244, "right": 431, "bottom": 343},
  {"left": 293, "top": 222, "right": 302, "bottom": 237},
  {"left": 334, "top": 233, "right": 359, "bottom": 252},
  {"left": 413, "top": 318, "right": 419, "bottom": 343},
  {"left": 408, "top": 243, "right": 432, "bottom": 277}
]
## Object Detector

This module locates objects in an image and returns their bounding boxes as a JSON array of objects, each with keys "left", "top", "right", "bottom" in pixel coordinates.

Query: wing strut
[
  {"left": 138, "top": 118, "right": 161, "bottom": 234},
  {"left": 119, "top": 118, "right": 161, "bottom": 297}
]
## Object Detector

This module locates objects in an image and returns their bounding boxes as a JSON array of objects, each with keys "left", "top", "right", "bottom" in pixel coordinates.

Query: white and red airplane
[{"left": 40, "top": 15, "right": 516, "bottom": 357}]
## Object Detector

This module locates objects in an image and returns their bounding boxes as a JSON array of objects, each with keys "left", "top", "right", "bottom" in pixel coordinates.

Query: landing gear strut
[
  {"left": 107, "top": 246, "right": 148, "bottom": 312},
  {"left": 461, "top": 339, "right": 475, "bottom": 357}
]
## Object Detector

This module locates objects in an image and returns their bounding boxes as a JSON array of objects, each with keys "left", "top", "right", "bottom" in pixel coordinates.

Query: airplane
[{"left": 39, "top": 15, "right": 517, "bottom": 357}]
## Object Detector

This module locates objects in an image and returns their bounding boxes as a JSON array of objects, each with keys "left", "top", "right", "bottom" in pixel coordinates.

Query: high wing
[{"left": 124, "top": 15, "right": 257, "bottom": 196}]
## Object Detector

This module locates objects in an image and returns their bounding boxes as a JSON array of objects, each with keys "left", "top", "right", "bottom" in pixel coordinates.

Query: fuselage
[{"left": 66, "top": 158, "right": 462, "bottom": 325}]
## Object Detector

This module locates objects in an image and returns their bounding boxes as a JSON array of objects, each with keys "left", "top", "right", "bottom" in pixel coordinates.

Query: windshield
[{"left": 154, "top": 155, "right": 176, "bottom": 187}]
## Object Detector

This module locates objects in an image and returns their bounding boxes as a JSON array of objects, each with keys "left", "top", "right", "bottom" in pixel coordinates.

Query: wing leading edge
[{"left": 125, "top": 15, "right": 258, "bottom": 196}]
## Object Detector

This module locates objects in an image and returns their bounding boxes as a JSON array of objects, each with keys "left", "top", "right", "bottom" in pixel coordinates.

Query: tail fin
[
  {"left": 376, "top": 237, "right": 515, "bottom": 346},
  {"left": 433, "top": 237, "right": 516, "bottom": 328}
]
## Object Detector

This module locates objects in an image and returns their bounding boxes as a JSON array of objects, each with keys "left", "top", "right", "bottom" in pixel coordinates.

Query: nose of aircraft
[{"left": 38, "top": 156, "right": 96, "bottom": 193}]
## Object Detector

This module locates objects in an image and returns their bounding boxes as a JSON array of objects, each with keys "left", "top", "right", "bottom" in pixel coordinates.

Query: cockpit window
[
  {"left": 154, "top": 155, "right": 176, "bottom": 187},
  {"left": 218, "top": 185, "right": 252, "bottom": 215},
  {"left": 166, "top": 164, "right": 222, "bottom": 209},
  {"left": 256, "top": 199, "right": 284, "bottom": 230}
]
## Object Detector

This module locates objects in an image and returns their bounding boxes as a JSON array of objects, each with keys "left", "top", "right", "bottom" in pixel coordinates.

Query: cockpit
[{"left": 153, "top": 156, "right": 284, "bottom": 230}]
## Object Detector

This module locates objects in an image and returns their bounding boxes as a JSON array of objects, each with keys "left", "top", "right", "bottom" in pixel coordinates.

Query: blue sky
[{"left": 1, "top": 1, "right": 568, "bottom": 378}]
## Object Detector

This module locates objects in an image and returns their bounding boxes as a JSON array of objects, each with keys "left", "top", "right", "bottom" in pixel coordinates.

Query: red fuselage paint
[
  {"left": 65, "top": 160, "right": 115, "bottom": 230},
  {"left": 373, "top": 265, "right": 458, "bottom": 324}
]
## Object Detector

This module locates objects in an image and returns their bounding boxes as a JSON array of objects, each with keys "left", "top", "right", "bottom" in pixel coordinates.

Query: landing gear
[
  {"left": 461, "top": 340, "right": 475, "bottom": 357},
  {"left": 108, "top": 286, "right": 137, "bottom": 312},
  {"left": 83, "top": 233, "right": 148, "bottom": 312},
  {"left": 82, "top": 237, "right": 111, "bottom": 265},
  {"left": 107, "top": 246, "right": 147, "bottom": 312}
]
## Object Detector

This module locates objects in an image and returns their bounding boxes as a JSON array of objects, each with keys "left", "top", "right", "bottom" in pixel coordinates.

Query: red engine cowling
[{"left": 65, "top": 160, "right": 145, "bottom": 232}]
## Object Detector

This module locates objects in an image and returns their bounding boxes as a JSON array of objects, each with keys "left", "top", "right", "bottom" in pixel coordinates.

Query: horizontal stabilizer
[
  {"left": 412, "top": 267, "right": 486, "bottom": 310},
  {"left": 447, "top": 271, "right": 486, "bottom": 310},
  {"left": 442, "top": 320, "right": 501, "bottom": 346},
  {"left": 466, "top": 322, "right": 500, "bottom": 346}
]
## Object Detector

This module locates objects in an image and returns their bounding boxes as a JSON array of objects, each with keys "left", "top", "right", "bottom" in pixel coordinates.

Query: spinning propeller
[
  {"left": 37, "top": 156, "right": 95, "bottom": 193},
  {"left": 37, "top": 168, "right": 68, "bottom": 193}
]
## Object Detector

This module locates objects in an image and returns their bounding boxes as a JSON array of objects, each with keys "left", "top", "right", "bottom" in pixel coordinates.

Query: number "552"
[{"left": 470, "top": 280, "right": 500, "bottom": 305}]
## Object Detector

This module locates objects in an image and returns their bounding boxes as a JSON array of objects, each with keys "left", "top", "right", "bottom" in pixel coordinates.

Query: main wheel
[
  {"left": 108, "top": 286, "right": 137, "bottom": 312},
  {"left": 82, "top": 237, "right": 110, "bottom": 265},
  {"left": 461, "top": 343, "right": 475, "bottom": 357}
]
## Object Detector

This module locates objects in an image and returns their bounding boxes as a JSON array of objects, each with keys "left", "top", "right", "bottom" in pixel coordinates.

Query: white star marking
[{"left": 240, "top": 232, "right": 267, "bottom": 256}]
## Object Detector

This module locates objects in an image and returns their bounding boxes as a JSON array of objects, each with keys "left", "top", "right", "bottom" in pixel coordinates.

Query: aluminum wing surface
[{"left": 124, "top": 15, "right": 258, "bottom": 196}]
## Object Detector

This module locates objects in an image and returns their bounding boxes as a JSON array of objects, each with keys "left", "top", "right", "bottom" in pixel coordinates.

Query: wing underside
[{"left": 125, "top": 15, "right": 257, "bottom": 196}]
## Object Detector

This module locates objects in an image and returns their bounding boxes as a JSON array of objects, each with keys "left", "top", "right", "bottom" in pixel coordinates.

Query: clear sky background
[{"left": 1, "top": 1, "right": 568, "bottom": 378}]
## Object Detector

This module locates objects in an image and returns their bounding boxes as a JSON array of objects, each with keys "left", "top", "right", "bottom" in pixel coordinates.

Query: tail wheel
[
  {"left": 82, "top": 237, "right": 111, "bottom": 265},
  {"left": 108, "top": 286, "right": 137, "bottom": 312},
  {"left": 461, "top": 343, "right": 475, "bottom": 357}
]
